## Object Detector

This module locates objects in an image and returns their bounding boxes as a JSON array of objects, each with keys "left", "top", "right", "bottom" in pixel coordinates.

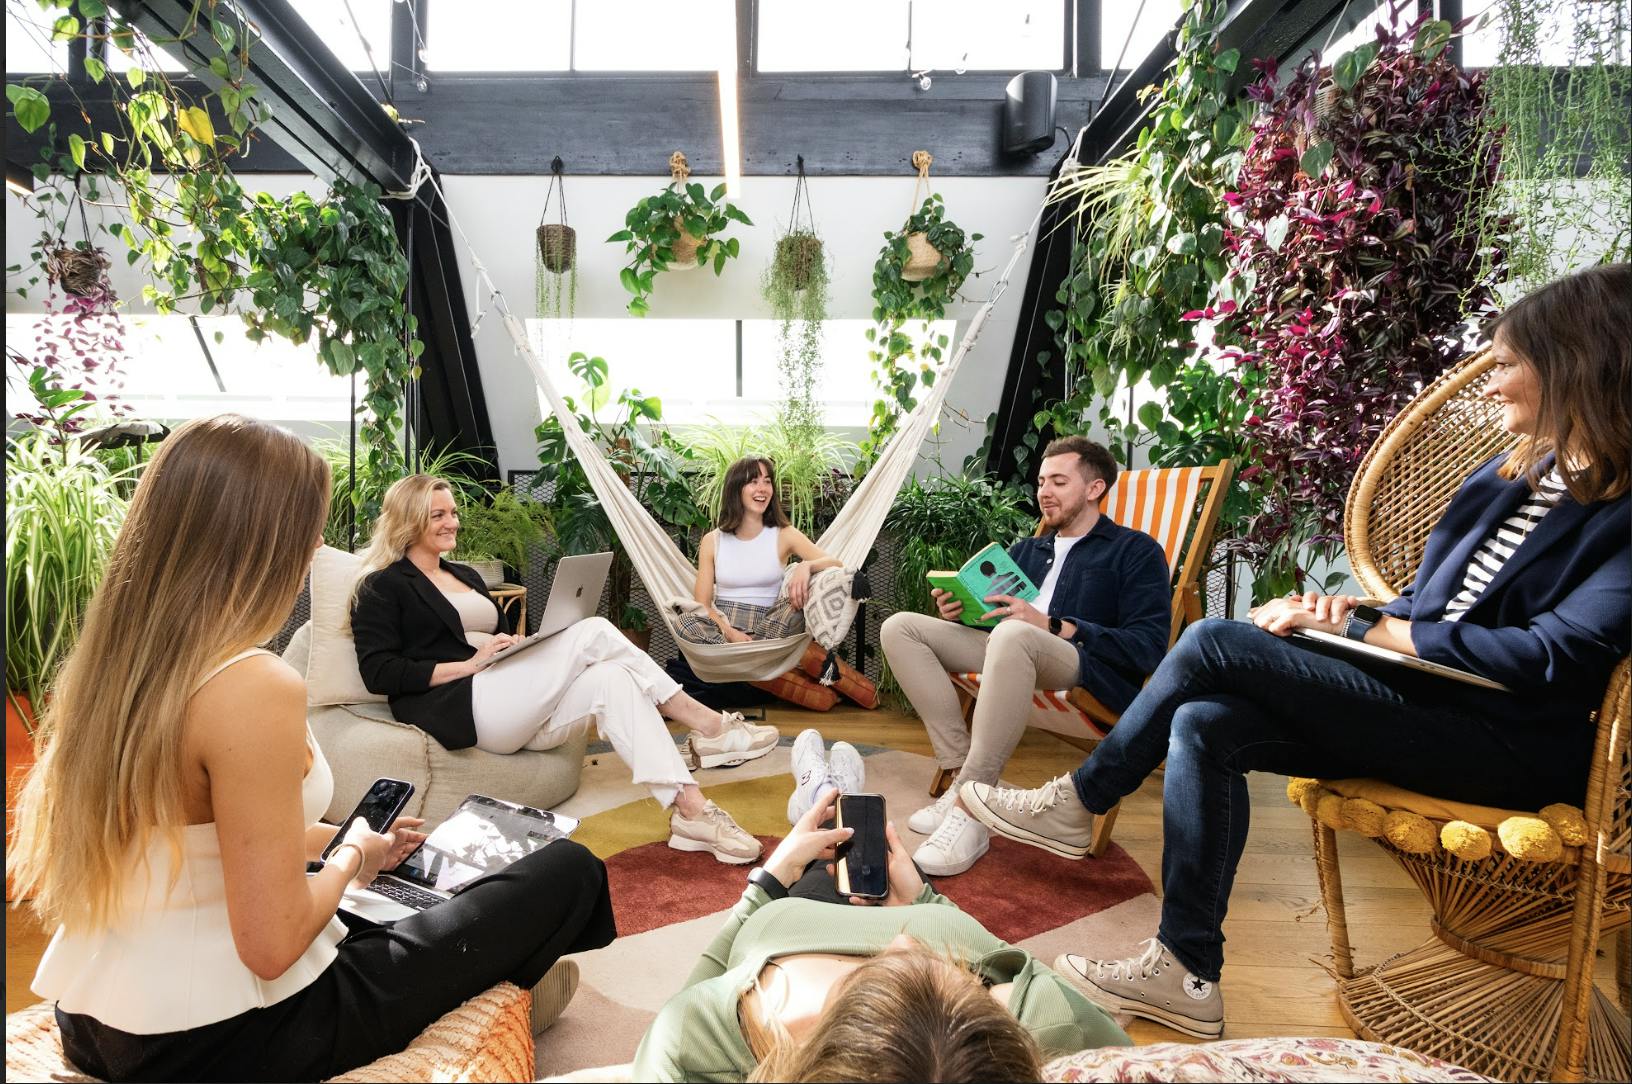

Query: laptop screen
[{"left": 394, "top": 794, "right": 572, "bottom": 893}]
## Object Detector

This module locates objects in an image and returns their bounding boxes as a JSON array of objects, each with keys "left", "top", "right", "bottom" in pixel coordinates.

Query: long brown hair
[
  {"left": 1490, "top": 263, "right": 1631, "bottom": 502},
  {"left": 10, "top": 415, "right": 330, "bottom": 930},
  {"left": 743, "top": 947, "right": 1043, "bottom": 1083},
  {"left": 717, "top": 456, "right": 790, "bottom": 533}
]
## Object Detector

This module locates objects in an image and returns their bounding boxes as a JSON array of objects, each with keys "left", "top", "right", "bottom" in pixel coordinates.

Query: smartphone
[
  {"left": 320, "top": 777, "right": 415, "bottom": 863},
  {"left": 834, "top": 793, "right": 889, "bottom": 900}
]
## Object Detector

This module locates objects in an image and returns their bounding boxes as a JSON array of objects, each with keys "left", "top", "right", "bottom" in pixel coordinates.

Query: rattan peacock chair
[{"left": 1291, "top": 349, "right": 1630, "bottom": 1082}]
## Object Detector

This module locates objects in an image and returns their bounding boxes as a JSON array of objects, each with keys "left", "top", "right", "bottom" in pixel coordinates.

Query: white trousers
[{"left": 471, "top": 616, "right": 693, "bottom": 808}]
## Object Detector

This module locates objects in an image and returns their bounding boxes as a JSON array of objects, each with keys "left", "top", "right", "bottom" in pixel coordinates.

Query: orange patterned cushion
[{"left": 752, "top": 666, "right": 841, "bottom": 711}]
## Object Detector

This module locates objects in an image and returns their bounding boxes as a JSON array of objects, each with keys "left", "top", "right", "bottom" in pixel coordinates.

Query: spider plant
[{"left": 684, "top": 416, "right": 851, "bottom": 536}]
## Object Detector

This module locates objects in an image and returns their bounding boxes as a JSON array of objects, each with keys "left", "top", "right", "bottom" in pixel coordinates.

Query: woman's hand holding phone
[
  {"left": 337, "top": 817, "right": 396, "bottom": 888},
  {"left": 832, "top": 821, "right": 924, "bottom": 907},
  {"left": 762, "top": 788, "right": 852, "bottom": 889},
  {"left": 379, "top": 815, "right": 427, "bottom": 872}
]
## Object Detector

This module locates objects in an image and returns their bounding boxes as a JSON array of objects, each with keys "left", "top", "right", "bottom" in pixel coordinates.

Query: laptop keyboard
[{"left": 368, "top": 878, "right": 445, "bottom": 910}]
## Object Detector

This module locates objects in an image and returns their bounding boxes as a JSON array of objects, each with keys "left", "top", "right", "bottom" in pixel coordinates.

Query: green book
[{"left": 925, "top": 542, "right": 1040, "bottom": 629}]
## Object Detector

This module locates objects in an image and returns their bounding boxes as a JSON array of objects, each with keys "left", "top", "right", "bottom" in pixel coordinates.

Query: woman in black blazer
[
  {"left": 955, "top": 263, "right": 1631, "bottom": 1039},
  {"left": 349, "top": 474, "right": 776, "bottom": 866}
]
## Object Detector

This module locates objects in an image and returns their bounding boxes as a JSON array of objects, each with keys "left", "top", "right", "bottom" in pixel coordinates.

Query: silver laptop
[
  {"left": 484, "top": 551, "right": 613, "bottom": 665},
  {"left": 1291, "top": 628, "right": 1511, "bottom": 691},
  {"left": 339, "top": 794, "right": 578, "bottom": 924}
]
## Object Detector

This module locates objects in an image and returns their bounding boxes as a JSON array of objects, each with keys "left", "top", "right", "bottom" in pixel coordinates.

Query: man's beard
[{"left": 1043, "top": 494, "right": 1087, "bottom": 529}]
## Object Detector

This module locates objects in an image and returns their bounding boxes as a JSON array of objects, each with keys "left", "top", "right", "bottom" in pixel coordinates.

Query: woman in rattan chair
[{"left": 950, "top": 263, "right": 1631, "bottom": 1040}]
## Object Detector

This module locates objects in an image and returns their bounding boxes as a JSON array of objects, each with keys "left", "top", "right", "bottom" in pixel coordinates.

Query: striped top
[{"left": 1442, "top": 469, "right": 1567, "bottom": 622}]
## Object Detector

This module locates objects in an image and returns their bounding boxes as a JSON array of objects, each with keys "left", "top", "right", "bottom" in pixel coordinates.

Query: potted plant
[
  {"left": 452, "top": 487, "right": 555, "bottom": 587},
  {"left": 535, "top": 157, "right": 578, "bottom": 323},
  {"left": 762, "top": 161, "right": 831, "bottom": 442},
  {"left": 317, "top": 442, "right": 492, "bottom": 552},
  {"left": 685, "top": 416, "right": 850, "bottom": 537},
  {"left": 608, "top": 151, "right": 752, "bottom": 316}
]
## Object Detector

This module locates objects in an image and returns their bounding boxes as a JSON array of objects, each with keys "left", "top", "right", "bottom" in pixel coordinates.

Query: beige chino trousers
[{"left": 879, "top": 611, "right": 1081, "bottom": 786}]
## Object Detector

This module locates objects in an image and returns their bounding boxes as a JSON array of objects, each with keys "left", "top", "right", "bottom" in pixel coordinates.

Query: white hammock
[{"left": 464, "top": 201, "right": 1043, "bottom": 684}]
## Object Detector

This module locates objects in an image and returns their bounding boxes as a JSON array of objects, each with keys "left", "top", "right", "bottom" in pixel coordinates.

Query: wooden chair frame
[
  {"left": 1310, "top": 350, "right": 1630, "bottom": 1082},
  {"left": 929, "top": 459, "right": 1235, "bottom": 858}
]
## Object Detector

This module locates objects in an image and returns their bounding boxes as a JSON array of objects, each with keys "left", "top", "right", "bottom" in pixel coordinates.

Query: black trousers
[{"left": 57, "top": 840, "right": 617, "bottom": 1082}]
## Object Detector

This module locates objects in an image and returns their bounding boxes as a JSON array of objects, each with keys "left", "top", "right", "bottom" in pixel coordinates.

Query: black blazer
[{"left": 351, "top": 556, "right": 515, "bottom": 750}]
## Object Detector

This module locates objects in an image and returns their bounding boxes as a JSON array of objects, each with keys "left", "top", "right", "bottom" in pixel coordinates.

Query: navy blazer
[
  {"left": 1380, "top": 455, "right": 1631, "bottom": 719},
  {"left": 351, "top": 556, "right": 514, "bottom": 750},
  {"left": 1007, "top": 516, "right": 1172, "bottom": 713}
]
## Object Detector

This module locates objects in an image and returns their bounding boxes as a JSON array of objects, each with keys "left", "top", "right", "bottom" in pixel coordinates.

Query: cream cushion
[{"left": 305, "top": 545, "right": 388, "bottom": 707}]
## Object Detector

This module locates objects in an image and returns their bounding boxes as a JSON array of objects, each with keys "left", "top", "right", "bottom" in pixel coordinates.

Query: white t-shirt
[{"left": 1031, "top": 533, "right": 1084, "bottom": 616}]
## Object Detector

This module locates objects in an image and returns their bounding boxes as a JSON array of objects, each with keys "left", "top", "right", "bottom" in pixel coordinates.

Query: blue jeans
[{"left": 1070, "top": 618, "right": 1593, "bottom": 982}]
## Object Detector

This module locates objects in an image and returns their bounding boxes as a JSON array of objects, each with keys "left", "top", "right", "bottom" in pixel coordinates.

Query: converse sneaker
[
  {"left": 960, "top": 774, "right": 1095, "bottom": 859},
  {"left": 911, "top": 807, "right": 989, "bottom": 876},
  {"left": 1054, "top": 937, "right": 1224, "bottom": 1039},
  {"left": 687, "top": 712, "right": 779, "bottom": 769},
  {"left": 669, "top": 801, "right": 761, "bottom": 864},
  {"left": 529, "top": 958, "right": 580, "bottom": 1034},
  {"left": 787, "top": 728, "right": 831, "bottom": 824},
  {"left": 907, "top": 787, "right": 959, "bottom": 835},
  {"left": 826, "top": 742, "right": 865, "bottom": 796}
]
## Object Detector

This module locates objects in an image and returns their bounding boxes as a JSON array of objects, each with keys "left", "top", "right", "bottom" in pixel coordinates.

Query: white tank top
[
  {"left": 714, "top": 526, "right": 784, "bottom": 607},
  {"left": 32, "top": 648, "right": 346, "bottom": 1034}
]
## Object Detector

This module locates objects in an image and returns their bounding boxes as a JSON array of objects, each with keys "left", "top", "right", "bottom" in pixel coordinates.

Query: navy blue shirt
[{"left": 1006, "top": 516, "right": 1172, "bottom": 713}]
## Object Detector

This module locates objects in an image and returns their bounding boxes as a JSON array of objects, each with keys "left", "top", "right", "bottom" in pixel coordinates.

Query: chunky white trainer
[
  {"left": 1054, "top": 937, "right": 1224, "bottom": 1039},
  {"left": 826, "top": 742, "right": 865, "bottom": 797},
  {"left": 669, "top": 801, "right": 760, "bottom": 864},
  {"left": 907, "top": 786, "right": 960, "bottom": 835},
  {"left": 960, "top": 774, "right": 1095, "bottom": 859},
  {"left": 787, "top": 728, "right": 831, "bottom": 824},
  {"left": 911, "top": 807, "right": 989, "bottom": 876},
  {"left": 529, "top": 958, "right": 580, "bottom": 1033},
  {"left": 687, "top": 712, "right": 779, "bottom": 769}
]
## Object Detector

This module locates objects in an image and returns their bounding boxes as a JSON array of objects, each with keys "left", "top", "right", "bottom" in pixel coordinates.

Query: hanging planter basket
[
  {"left": 901, "top": 232, "right": 942, "bottom": 281},
  {"left": 775, "top": 231, "right": 825, "bottom": 291},
  {"left": 536, "top": 223, "right": 576, "bottom": 274},
  {"left": 669, "top": 219, "right": 705, "bottom": 270},
  {"left": 44, "top": 244, "right": 111, "bottom": 299}
]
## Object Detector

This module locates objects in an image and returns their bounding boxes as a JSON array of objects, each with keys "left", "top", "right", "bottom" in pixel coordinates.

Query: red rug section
[{"left": 603, "top": 834, "right": 1152, "bottom": 942}]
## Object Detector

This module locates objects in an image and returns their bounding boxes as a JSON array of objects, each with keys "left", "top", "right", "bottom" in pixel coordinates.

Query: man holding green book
[{"left": 880, "top": 436, "right": 1171, "bottom": 875}]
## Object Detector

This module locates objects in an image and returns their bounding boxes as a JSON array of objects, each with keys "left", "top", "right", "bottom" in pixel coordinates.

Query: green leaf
[
  {"left": 1413, "top": 19, "right": 1452, "bottom": 60},
  {"left": 1332, "top": 43, "right": 1378, "bottom": 92},
  {"left": 51, "top": 14, "right": 79, "bottom": 41},
  {"left": 1263, "top": 215, "right": 1289, "bottom": 252},
  {"left": 212, "top": 18, "right": 235, "bottom": 52},
  {"left": 1165, "top": 232, "right": 1197, "bottom": 256},
  {"left": 67, "top": 133, "right": 86, "bottom": 170},
  {"left": 83, "top": 56, "right": 106, "bottom": 83},
  {"left": 127, "top": 66, "right": 146, "bottom": 89},
  {"left": 1215, "top": 47, "right": 1240, "bottom": 74},
  {"left": 209, "top": 56, "right": 231, "bottom": 79},
  {"left": 1299, "top": 140, "right": 1333, "bottom": 179},
  {"left": 7, "top": 85, "right": 49, "bottom": 133},
  {"left": 1137, "top": 402, "right": 1164, "bottom": 430}
]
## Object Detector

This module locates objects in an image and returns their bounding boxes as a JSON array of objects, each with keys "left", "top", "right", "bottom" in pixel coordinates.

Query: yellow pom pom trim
[
  {"left": 1498, "top": 816, "right": 1563, "bottom": 862},
  {"left": 1286, "top": 777, "right": 1321, "bottom": 807},
  {"left": 1383, "top": 810, "right": 1437, "bottom": 854},
  {"left": 1315, "top": 792, "right": 1347, "bottom": 830},
  {"left": 1299, "top": 785, "right": 1327, "bottom": 817},
  {"left": 1341, "top": 798, "right": 1386, "bottom": 837},
  {"left": 1441, "top": 820, "right": 1493, "bottom": 861},
  {"left": 1538, "top": 803, "right": 1589, "bottom": 847}
]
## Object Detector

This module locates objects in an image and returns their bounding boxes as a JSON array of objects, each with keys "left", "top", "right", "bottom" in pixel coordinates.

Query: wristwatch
[
  {"left": 1048, "top": 615, "right": 1063, "bottom": 636},
  {"left": 1342, "top": 604, "right": 1382, "bottom": 642},
  {"left": 747, "top": 866, "right": 790, "bottom": 900}
]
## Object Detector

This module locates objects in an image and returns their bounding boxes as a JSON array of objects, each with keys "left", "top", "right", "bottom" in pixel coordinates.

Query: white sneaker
[
  {"left": 669, "top": 801, "right": 761, "bottom": 864},
  {"left": 907, "top": 787, "right": 959, "bottom": 835},
  {"left": 911, "top": 807, "right": 989, "bottom": 876},
  {"left": 787, "top": 728, "right": 830, "bottom": 824},
  {"left": 687, "top": 712, "right": 779, "bottom": 769},
  {"left": 827, "top": 742, "right": 865, "bottom": 796},
  {"left": 1054, "top": 937, "right": 1224, "bottom": 1039}
]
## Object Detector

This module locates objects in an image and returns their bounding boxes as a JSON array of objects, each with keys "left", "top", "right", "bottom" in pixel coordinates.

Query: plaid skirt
[{"left": 677, "top": 597, "right": 806, "bottom": 645}]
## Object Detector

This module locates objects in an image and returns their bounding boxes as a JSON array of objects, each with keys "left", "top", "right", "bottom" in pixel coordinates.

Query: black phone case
[
  {"left": 835, "top": 793, "right": 889, "bottom": 899},
  {"left": 320, "top": 777, "right": 415, "bottom": 863}
]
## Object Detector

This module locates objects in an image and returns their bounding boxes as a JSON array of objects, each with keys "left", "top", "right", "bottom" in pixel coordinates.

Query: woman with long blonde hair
[
  {"left": 349, "top": 474, "right": 774, "bottom": 864},
  {"left": 13, "top": 416, "right": 615, "bottom": 1081}
]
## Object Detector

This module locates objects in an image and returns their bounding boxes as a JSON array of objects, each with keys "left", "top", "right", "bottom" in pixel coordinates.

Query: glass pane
[
  {"left": 574, "top": 0, "right": 732, "bottom": 71},
  {"left": 1462, "top": 0, "right": 1632, "bottom": 68},
  {"left": 1321, "top": 0, "right": 1393, "bottom": 65},
  {"left": 910, "top": 0, "right": 1064, "bottom": 72},
  {"left": 104, "top": 8, "right": 190, "bottom": 74},
  {"left": 739, "top": 318, "right": 955, "bottom": 428},
  {"left": 286, "top": 0, "right": 394, "bottom": 73},
  {"left": 757, "top": 0, "right": 910, "bottom": 72},
  {"left": 527, "top": 318, "right": 737, "bottom": 425},
  {"left": 1100, "top": 0, "right": 1182, "bottom": 70},
  {"left": 6, "top": 3, "right": 69, "bottom": 73},
  {"left": 424, "top": 0, "right": 570, "bottom": 71}
]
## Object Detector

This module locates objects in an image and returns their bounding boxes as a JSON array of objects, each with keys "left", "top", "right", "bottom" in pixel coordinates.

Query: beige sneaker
[
  {"left": 685, "top": 712, "right": 779, "bottom": 769},
  {"left": 960, "top": 774, "right": 1095, "bottom": 859},
  {"left": 529, "top": 958, "right": 580, "bottom": 1033},
  {"left": 1055, "top": 938, "right": 1223, "bottom": 1039},
  {"left": 669, "top": 800, "right": 761, "bottom": 864}
]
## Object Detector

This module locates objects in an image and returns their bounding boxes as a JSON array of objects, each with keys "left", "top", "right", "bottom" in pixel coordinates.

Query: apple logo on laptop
[{"left": 575, "top": 586, "right": 584, "bottom": 597}]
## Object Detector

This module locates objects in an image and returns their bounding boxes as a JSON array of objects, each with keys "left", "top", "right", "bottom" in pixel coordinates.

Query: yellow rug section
[{"left": 572, "top": 772, "right": 797, "bottom": 859}]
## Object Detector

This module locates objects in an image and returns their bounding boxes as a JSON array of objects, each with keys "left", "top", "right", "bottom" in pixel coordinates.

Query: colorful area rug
[{"left": 534, "top": 739, "right": 1159, "bottom": 1079}]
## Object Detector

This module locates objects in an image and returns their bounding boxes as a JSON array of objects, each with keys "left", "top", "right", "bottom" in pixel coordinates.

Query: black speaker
[{"left": 1002, "top": 71, "right": 1057, "bottom": 155}]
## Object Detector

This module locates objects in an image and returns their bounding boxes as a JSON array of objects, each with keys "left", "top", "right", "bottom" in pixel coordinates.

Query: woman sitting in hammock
[
  {"left": 680, "top": 456, "right": 840, "bottom": 646},
  {"left": 350, "top": 474, "right": 778, "bottom": 866}
]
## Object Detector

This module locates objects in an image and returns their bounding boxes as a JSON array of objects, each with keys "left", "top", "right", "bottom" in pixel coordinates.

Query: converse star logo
[{"left": 1184, "top": 975, "right": 1213, "bottom": 1000}]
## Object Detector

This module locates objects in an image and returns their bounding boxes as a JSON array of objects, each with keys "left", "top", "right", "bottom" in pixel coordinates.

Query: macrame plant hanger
[
  {"left": 788, "top": 154, "right": 815, "bottom": 237},
  {"left": 535, "top": 156, "right": 576, "bottom": 322}
]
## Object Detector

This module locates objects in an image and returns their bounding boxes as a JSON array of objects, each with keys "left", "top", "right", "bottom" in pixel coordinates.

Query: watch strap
[
  {"left": 1048, "top": 615, "right": 1063, "bottom": 636},
  {"left": 747, "top": 866, "right": 789, "bottom": 900}
]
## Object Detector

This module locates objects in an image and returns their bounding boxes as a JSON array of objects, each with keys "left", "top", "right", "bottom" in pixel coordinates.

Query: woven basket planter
[
  {"left": 536, "top": 223, "right": 576, "bottom": 273},
  {"left": 901, "top": 232, "right": 941, "bottom": 281},
  {"left": 775, "top": 232, "right": 824, "bottom": 291},
  {"left": 669, "top": 219, "right": 705, "bottom": 270}
]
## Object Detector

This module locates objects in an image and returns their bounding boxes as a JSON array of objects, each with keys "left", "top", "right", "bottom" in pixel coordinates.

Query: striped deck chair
[{"left": 934, "top": 460, "right": 1234, "bottom": 857}]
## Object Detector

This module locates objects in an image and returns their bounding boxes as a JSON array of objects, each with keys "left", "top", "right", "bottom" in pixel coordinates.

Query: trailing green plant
[
  {"left": 761, "top": 174, "right": 830, "bottom": 440},
  {"left": 5, "top": 429, "right": 133, "bottom": 727},
  {"left": 1469, "top": 0, "right": 1631, "bottom": 290},
  {"left": 315, "top": 441, "right": 492, "bottom": 551},
  {"left": 6, "top": 1, "right": 422, "bottom": 476},
  {"left": 535, "top": 160, "right": 578, "bottom": 322},
  {"left": 452, "top": 486, "right": 555, "bottom": 573},
  {"left": 534, "top": 350, "right": 706, "bottom": 630},
  {"left": 1029, "top": 0, "right": 1250, "bottom": 486},
  {"left": 608, "top": 151, "right": 751, "bottom": 317},
  {"left": 864, "top": 192, "right": 979, "bottom": 463},
  {"left": 683, "top": 415, "right": 851, "bottom": 536}
]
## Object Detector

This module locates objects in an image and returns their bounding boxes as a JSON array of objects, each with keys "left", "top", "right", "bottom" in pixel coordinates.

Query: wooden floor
[{"left": 7, "top": 703, "right": 1621, "bottom": 1046}]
